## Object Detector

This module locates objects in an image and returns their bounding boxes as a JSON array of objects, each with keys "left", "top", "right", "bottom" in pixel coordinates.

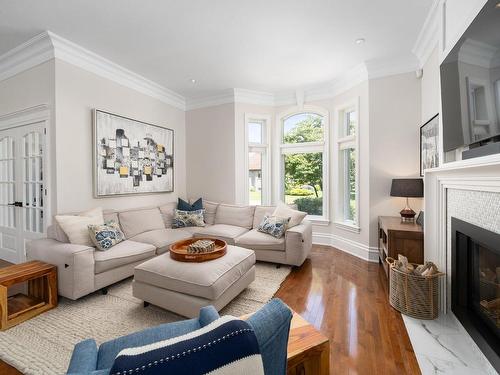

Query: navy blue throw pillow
[
  {"left": 110, "top": 317, "right": 264, "bottom": 375},
  {"left": 178, "top": 198, "right": 203, "bottom": 211}
]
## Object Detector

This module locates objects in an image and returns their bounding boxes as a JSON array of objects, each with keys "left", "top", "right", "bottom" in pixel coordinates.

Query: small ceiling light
[
  {"left": 355, "top": 38, "right": 365, "bottom": 45},
  {"left": 496, "top": 1, "right": 500, "bottom": 8},
  {"left": 190, "top": 79, "right": 196, "bottom": 84}
]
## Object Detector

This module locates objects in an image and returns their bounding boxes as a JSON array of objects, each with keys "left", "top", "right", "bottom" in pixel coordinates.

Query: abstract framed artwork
[
  {"left": 93, "top": 109, "right": 174, "bottom": 197},
  {"left": 420, "top": 113, "right": 439, "bottom": 176}
]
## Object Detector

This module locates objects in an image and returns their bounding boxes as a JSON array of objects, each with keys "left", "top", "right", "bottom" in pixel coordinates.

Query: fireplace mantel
[{"left": 424, "top": 160, "right": 500, "bottom": 313}]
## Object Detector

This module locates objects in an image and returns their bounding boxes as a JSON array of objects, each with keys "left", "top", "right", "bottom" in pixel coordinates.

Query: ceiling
[{"left": 0, "top": 0, "right": 433, "bottom": 99}]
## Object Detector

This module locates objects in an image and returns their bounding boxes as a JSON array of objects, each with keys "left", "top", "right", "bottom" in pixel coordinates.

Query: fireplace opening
[{"left": 452, "top": 217, "right": 500, "bottom": 371}]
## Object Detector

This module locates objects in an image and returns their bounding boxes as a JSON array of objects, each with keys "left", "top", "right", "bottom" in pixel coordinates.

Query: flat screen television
[{"left": 441, "top": 0, "right": 500, "bottom": 152}]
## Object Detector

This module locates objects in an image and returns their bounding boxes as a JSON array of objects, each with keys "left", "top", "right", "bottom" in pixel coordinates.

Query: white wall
[
  {"left": 0, "top": 61, "right": 57, "bottom": 218},
  {"left": 369, "top": 72, "right": 422, "bottom": 247},
  {"left": 185, "top": 103, "right": 236, "bottom": 203},
  {"left": 54, "top": 59, "right": 186, "bottom": 213},
  {"left": 421, "top": 47, "right": 440, "bottom": 123}
]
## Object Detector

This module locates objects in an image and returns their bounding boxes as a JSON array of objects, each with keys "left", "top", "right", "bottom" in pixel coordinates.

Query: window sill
[
  {"left": 334, "top": 221, "right": 361, "bottom": 233},
  {"left": 306, "top": 216, "right": 330, "bottom": 226}
]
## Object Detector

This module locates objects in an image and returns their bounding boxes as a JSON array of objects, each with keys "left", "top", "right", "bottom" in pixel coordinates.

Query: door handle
[{"left": 7, "top": 202, "right": 23, "bottom": 207}]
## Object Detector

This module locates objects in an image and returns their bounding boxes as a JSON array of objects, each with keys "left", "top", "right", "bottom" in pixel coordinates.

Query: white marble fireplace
[{"left": 402, "top": 155, "right": 500, "bottom": 374}]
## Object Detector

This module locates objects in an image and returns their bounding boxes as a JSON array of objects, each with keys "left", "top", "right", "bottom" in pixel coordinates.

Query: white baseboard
[{"left": 312, "top": 232, "right": 379, "bottom": 263}]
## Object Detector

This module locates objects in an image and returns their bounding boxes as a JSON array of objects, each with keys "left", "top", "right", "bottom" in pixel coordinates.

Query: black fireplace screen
[
  {"left": 452, "top": 217, "right": 500, "bottom": 371},
  {"left": 475, "top": 244, "right": 500, "bottom": 337}
]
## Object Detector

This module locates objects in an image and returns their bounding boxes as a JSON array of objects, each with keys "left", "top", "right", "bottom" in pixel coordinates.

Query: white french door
[{"left": 0, "top": 122, "right": 47, "bottom": 263}]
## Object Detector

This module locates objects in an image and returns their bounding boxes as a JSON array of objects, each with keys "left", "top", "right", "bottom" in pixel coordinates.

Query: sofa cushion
[
  {"left": 118, "top": 208, "right": 165, "bottom": 238},
  {"left": 55, "top": 207, "right": 104, "bottom": 246},
  {"left": 193, "top": 224, "right": 249, "bottom": 245},
  {"left": 215, "top": 204, "right": 255, "bottom": 229},
  {"left": 272, "top": 203, "right": 307, "bottom": 228},
  {"left": 253, "top": 206, "right": 276, "bottom": 229},
  {"left": 159, "top": 202, "right": 177, "bottom": 228},
  {"left": 102, "top": 210, "right": 120, "bottom": 226},
  {"left": 130, "top": 228, "right": 193, "bottom": 254},
  {"left": 134, "top": 247, "right": 255, "bottom": 300},
  {"left": 94, "top": 240, "right": 156, "bottom": 274},
  {"left": 235, "top": 229, "right": 286, "bottom": 251},
  {"left": 191, "top": 198, "right": 219, "bottom": 225}
]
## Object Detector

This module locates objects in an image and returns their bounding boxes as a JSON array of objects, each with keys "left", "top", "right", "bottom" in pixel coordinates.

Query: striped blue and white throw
[{"left": 110, "top": 316, "right": 264, "bottom": 375}]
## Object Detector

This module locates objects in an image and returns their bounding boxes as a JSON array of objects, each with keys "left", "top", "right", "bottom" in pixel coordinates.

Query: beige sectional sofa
[{"left": 26, "top": 200, "right": 312, "bottom": 300}]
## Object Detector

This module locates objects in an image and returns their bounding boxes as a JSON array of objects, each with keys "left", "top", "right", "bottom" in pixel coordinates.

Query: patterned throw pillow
[
  {"left": 172, "top": 209, "right": 206, "bottom": 228},
  {"left": 257, "top": 215, "right": 290, "bottom": 238},
  {"left": 88, "top": 221, "right": 124, "bottom": 251}
]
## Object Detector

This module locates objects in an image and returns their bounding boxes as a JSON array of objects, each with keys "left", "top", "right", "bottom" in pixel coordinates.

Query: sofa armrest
[
  {"left": 247, "top": 298, "right": 292, "bottom": 375},
  {"left": 27, "top": 238, "right": 95, "bottom": 300},
  {"left": 67, "top": 339, "right": 98, "bottom": 374},
  {"left": 284, "top": 220, "right": 312, "bottom": 266}
]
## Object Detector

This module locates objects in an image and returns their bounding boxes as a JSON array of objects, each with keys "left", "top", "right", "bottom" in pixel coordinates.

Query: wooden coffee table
[
  {"left": 243, "top": 310, "right": 329, "bottom": 374},
  {"left": 0, "top": 261, "right": 57, "bottom": 330}
]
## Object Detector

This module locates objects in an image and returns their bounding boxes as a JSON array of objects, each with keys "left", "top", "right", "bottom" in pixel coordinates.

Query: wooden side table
[
  {"left": 242, "top": 310, "right": 330, "bottom": 374},
  {"left": 378, "top": 216, "right": 424, "bottom": 278},
  {"left": 286, "top": 312, "right": 329, "bottom": 375},
  {"left": 0, "top": 261, "right": 57, "bottom": 330}
]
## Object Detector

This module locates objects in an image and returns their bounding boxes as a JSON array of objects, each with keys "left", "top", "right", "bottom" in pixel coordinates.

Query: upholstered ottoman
[{"left": 132, "top": 245, "right": 256, "bottom": 317}]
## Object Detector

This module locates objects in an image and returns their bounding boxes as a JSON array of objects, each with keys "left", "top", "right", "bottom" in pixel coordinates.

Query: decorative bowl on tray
[{"left": 169, "top": 237, "right": 227, "bottom": 262}]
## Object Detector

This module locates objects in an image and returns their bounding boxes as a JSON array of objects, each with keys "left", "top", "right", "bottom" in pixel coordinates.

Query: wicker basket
[{"left": 386, "top": 257, "right": 445, "bottom": 320}]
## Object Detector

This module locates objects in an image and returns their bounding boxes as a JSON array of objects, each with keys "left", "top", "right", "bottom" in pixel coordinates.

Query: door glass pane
[
  {"left": 284, "top": 152, "right": 323, "bottom": 216},
  {"left": 0, "top": 137, "right": 15, "bottom": 228},
  {"left": 23, "top": 131, "right": 44, "bottom": 233},
  {"left": 248, "top": 151, "right": 262, "bottom": 206},
  {"left": 283, "top": 113, "right": 324, "bottom": 144},
  {"left": 248, "top": 122, "right": 263, "bottom": 144}
]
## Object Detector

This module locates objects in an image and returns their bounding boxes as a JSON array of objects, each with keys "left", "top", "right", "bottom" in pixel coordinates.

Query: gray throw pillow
[
  {"left": 257, "top": 215, "right": 290, "bottom": 238},
  {"left": 172, "top": 209, "right": 206, "bottom": 228}
]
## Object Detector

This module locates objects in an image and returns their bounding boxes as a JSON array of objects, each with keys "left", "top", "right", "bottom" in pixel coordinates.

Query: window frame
[
  {"left": 244, "top": 114, "right": 271, "bottom": 206},
  {"left": 334, "top": 98, "right": 360, "bottom": 232},
  {"left": 275, "top": 105, "right": 329, "bottom": 222}
]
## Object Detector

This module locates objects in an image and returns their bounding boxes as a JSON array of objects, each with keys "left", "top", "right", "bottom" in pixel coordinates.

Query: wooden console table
[
  {"left": 0, "top": 261, "right": 57, "bottom": 330},
  {"left": 242, "top": 310, "right": 329, "bottom": 374}
]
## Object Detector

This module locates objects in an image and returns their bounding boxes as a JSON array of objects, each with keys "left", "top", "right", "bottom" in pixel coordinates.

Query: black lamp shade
[{"left": 390, "top": 178, "right": 424, "bottom": 198}]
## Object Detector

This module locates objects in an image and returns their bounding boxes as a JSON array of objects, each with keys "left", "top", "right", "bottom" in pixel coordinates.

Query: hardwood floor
[
  {"left": 275, "top": 245, "right": 420, "bottom": 374},
  {"left": 0, "top": 245, "right": 420, "bottom": 374}
]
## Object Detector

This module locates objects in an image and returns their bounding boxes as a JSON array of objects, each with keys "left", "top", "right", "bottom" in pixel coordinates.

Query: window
[
  {"left": 278, "top": 109, "right": 328, "bottom": 219},
  {"left": 245, "top": 116, "right": 270, "bottom": 206},
  {"left": 335, "top": 101, "right": 359, "bottom": 230}
]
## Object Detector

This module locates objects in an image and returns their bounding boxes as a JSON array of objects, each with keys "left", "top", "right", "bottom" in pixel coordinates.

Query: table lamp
[{"left": 390, "top": 178, "right": 423, "bottom": 222}]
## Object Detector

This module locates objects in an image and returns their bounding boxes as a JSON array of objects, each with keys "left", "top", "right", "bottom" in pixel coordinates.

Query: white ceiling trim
[
  {"left": 412, "top": 0, "right": 440, "bottom": 67},
  {"left": 365, "top": 54, "right": 420, "bottom": 80},
  {"left": 0, "top": 31, "right": 187, "bottom": 110},
  {"left": 0, "top": 31, "right": 54, "bottom": 81},
  {"left": 1, "top": 31, "right": 421, "bottom": 113},
  {"left": 187, "top": 64, "right": 369, "bottom": 110}
]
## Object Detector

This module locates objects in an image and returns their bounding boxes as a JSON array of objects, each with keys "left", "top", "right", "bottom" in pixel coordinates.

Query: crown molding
[
  {"left": 0, "top": 31, "right": 55, "bottom": 81},
  {"left": 0, "top": 31, "right": 186, "bottom": 110},
  {"left": 458, "top": 38, "right": 498, "bottom": 69},
  {"left": 365, "top": 55, "right": 419, "bottom": 79},
  {"left": 185, "top": 89, "right": 236, "bottom": 110},
  {"left": 412, "top": 0, "right": 440, "bottom": 67}
]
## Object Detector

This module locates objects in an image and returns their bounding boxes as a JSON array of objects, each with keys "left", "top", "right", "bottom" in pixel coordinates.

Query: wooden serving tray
[{"left": 169, "top": 238, "right": 227, "bottom": 262}]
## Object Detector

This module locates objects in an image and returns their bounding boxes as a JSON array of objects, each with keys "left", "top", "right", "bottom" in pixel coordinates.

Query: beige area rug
[{"left": 0, "top": 263, "right": 290, "bottom": 375}]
